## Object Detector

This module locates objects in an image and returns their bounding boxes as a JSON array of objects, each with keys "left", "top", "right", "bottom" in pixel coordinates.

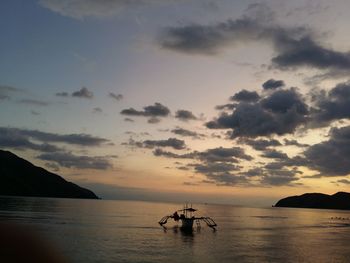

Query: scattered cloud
[
  {"left": 336, "top": 179, "right": 350, "bottom": 185},
  {"left": 0, "top": 127, "right": 111, "bottom": 147},
  {"left": 304, "top": 125, "right": 350, "bottom": 176},
  {"left": 199, "top": 147, "right": 252, "bottom": 162},
  {"left": 143, "top": 138, "right": 186, "bottom": 150},
  {"left": 121, "top": 103, "right": 170, "bottom": 123},
  {"left": 55, "top": 92, "right": 69, "bottom": 97},
  {"left": 206, "top": 88, "right": 308, "bottom": 138},
  {"left": 92, "top": 107, "right": 103, "bottom": 114},
  {"left": 153, "top": 148, "right": 194, "bottom": 159},
  {"left": 30, "top": 110, "right": 40, "bottom": 116},
  {"left": 147, "top": 117, "right": 161, "bottom": 124},
  {"left": 153, "top": 146, "right": 252, "bottom": 162},
  {"left": 159, "top": 6, "right": 350, "bottom": 79},
  {"left": 72, "top": 87, "right": 94, "bottom": 99},
  {"left": 310, "top": 82, "right": 350, "bottom": 127},
  {"left": 171, "top": 127, "right": 205, "bottom": 139},
  {"left": 215, "top": 103, "right": 236, "bottom": 111},
  {"left": 121, "top": 102, "right": 170, "bottom": 117},
  {"left": 230, "top": 89, "right": 260, "bottom": 102},
  {"left": 124, "top": 137, "right": 186, "bottom": 150},
  {"left": 39, "top": 0, "right": 181, "bottom": 19},
  {"left": 262, "top": 79, "right": 285, "bottom": 90},
  {"left": 38, "top": 152, "right": 113, "bottom": 170},
  {"left": 261, "top": 149, "right": 289, "bottom": 159},
  {"left": 109, "top": 92, "right": 123, "bottom": 101},
  {"left": 283, "top": 139, "right": 309, "bottom": 147},
  {"left": 175, "top": 110, "right": 198, "bottom": 121},
  {"left": 0, "top": 85, "right": 21, "bottom": 100},
  {"left": 239, "top": 138, "right": 282, "bottom": 151},
  {"left": 18, "top": 99, "right": 49, "bottom": 106}
]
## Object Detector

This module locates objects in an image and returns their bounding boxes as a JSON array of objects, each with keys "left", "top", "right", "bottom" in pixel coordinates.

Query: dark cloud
[
  {"left": 183, "top": 181, "right": 199, "bottom": 186},
  {"left": 262, "top": 79, "right": 285, "bottom": 90},
  {"left": 249, "top": 157, "right": 303, "bottom": 186},
  {"left": 264, "top": 162, "right": 286, "bottom": 170},
  {"left": 72, "top": 87, "right": 93, "bottom": 99},
  {"left": 192, "top": 162, "right": 240, "bottom": 174},
  {"left": 31, "top": 110, "right": 40, "bottom": 116},
  {"left": 38, "top": 152, "right": 113, "bottom": 170},
  {"left": 261, "top": 173, "right": 300, "bottom": 186},
  {"left": 336, "top": 179, "right": 350, "bottom": 185},
  {"left": 55, "top": 92, "right": 69, "bottom": 97},
  {"left": 159, "top": 12, "right": 350, "bottom": 72},
  {"left": 188, "top": 161, "right": 248, "bottom": 186},
  {"left": 0, "top": 95, "right": 9, "bottom": 100},
  {"left": 239, "top": 138, "right": 282, "bottom": 151},
  {"left": 243, "top": 168, "right": 263, "bottom": 177},
  {"left": 18, "top": 99, "right": 49, "bottom": 106},
  {"left": 261, "top": 149, "right": 289, "bottom": 159},
  {"left": 0, "top": 85, "right": 21, "bottom": 100},
  {"left": 153, "top": 148, "right": 195, "bottom": 159},
  {"left": 109, "top": 92, "right": 123, "bottom": 101},
  {"left": 0, "top": 85, "right": 20, "bottom": 93},
  {"left": 311, "top": 82, "right": 350, "bottom": 126},
  {"left": 153, "top": 143, "right": 300, "bottom": 186},
  {"left": 171, "top": 127, "right": 204, "bottom": 139},
  {"left": 283, "top": 139, "right": 309, "bottom": 147},
  {"left": 143, "top": 138, "right": 186, "bottom": 150},
  {"left": 124, "top": 118, "right": 134, "bottom": 122},
  {"left": 175, "top": 110, "right": 198, "bottom": 121},
  {"left": 304, "top": 125, "right": 350, "bottom": 176},
  {"left": 153, "top": 146, "right": 251, "bottom": 162},
  {"left": 215, "top": 103, "right": 236, "bottom": 110},
  {"left": 271, "top": 36, "right": 350, "bottom": 70},
  {"left": 260, "top": 88, "right": 308, "bottom": 114},
  {"left": 147, "top": 117, "right": 161, "bottom": 124},
  {"left": 124, "top": 137, "right": 186, "bottom": 150},
  {"left": 39, "top": 0, "right": 181, "bottom": 19},
  {"left": 121, "top": 138, "right": 143, "bottom": 148},
  {"left": 0, "top": 127, "right": 64, "bottom": 153},
  {"left": 207, "top": 88, "right": 308, "bottom": 138},
  {"left": 230, "top": 89, "right": 260, "bottom": 102},
  {"left": 0, "top": 127, "right": 110, "bottom": 147},
  {"left": 199, "top": 147, "right": 252, "bottom": 162},
  {"left": 159, "top": 18, "right": 264, "bottom": 55},
  {"left": 92, "top": 107, "right": 102, "bottom": 114},
  {"left": 121, "top": 103, "right": 170, "bottom": 119}
]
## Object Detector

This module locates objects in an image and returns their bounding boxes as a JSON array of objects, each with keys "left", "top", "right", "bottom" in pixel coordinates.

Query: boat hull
[{"left": 180, "top": 218, "right": 194, "bottom": 230}]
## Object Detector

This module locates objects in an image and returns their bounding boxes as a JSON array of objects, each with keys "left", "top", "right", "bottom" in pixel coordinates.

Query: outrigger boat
[{"left": 158, "top": 204, "right": 217, "bottom": 231}]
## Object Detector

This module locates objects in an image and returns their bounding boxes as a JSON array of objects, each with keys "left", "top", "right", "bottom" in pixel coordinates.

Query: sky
[{"left": 1, "top": 0, "right": 350, "bottom": 206}]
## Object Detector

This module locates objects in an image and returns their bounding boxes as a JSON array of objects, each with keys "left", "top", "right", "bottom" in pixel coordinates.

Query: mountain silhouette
[
  {"left": 275, "top": 192, "right": 350, "bottom": 210},
  {"left": 0, "top": 150, "right": 98, "bottom": 199}
]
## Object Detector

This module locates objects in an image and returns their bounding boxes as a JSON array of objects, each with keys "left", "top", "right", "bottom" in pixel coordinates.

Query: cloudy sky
[{"left": 2, "top": 0, "right": 350, "bottom": 206}]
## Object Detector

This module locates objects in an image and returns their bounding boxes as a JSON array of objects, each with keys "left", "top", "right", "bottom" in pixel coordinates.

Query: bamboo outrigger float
[{"left": 158, "top": 204, "right": 217, "bottom": 231}]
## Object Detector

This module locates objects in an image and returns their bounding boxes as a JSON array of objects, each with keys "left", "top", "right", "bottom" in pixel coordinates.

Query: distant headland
[
  {"left": 0, "top": 150, "right": 98, "bottom": 199},
  {"left": 275, "top": 192, "right": 350, "bottom": 210}
]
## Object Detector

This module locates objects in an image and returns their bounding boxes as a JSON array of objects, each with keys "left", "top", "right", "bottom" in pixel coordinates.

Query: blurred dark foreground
[{"left": 0, "top": 222, "right": 68, "bottom": 263}]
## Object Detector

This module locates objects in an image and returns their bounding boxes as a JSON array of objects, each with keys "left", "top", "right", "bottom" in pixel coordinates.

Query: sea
[{"left": 1, "top": 196, "right": 350, "bottom": 263}]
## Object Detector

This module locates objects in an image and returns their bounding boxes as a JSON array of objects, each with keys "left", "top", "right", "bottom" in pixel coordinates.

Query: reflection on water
[{"left": 1, "top": 196, "right": 350, "bottom": 262}]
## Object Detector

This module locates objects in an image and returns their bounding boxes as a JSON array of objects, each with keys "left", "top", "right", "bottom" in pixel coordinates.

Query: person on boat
[{"left": 173, "top": 211, "right": 180, "bottom": 221}]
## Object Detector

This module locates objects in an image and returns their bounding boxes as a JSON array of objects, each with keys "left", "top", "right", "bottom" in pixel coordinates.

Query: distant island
[
  {"left": 0, "top": 150, "right": 98, "bottom": 199},
  {"left": 275, "top": 192, "right": 350, "bottom": 210}
]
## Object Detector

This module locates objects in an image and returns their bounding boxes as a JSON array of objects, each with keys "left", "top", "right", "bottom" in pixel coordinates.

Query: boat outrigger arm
[{"left": 158, "top": 205, "right": 217, "bottom": 230}]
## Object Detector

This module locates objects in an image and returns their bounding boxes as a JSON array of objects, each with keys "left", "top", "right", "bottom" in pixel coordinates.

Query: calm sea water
[{"left": 1, "top": 196, "right": 350, "bottom": 263}]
